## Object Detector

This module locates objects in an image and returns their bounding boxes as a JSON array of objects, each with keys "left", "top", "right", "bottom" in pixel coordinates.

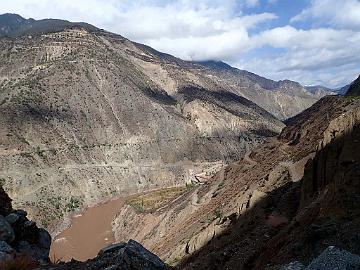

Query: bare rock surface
[
  {"left": 0, "top": 186, "right": 51, "bottom": 264},
  {"left": 42, "top": 240, "right": 168, "bottom": 270},
  {"left": 306, "top": 246, "right": 360, "bottom": 270}
]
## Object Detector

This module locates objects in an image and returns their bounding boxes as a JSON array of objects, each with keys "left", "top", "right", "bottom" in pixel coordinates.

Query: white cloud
[
  {"left": 235, "top": 26, "right": 360, "bottom": 87},
  {"left": 292, "top": 0, "right": 360, "bottom": 30},
  {"left": 0, "top": 0, "right": 277, "bottom": 61},
  {"left": 144, "top": 12, "right": 277, "bottom": 61}
]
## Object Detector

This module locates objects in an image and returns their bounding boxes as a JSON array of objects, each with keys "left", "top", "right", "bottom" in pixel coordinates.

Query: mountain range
[
  {"left": 0, "top": 14, "right": 340, "bottom": 227},
  {"left": 0, "top": 13, "right": 359, "bottom": 270}
]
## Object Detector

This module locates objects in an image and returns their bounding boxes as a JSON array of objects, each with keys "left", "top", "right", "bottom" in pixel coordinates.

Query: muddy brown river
[{"left": 50, "top": 198, "right": 124, "bottom": 262}]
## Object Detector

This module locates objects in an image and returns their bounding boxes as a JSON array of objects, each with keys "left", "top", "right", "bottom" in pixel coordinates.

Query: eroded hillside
[
  {"left": 111, "top": 96, "right": 360, "bottom": 269},
  {"left": 0, "top": 28, "right": 285, "bottom": 230},
  {"left": 0, "top": 21, "right": 335, "bottom": 234}
]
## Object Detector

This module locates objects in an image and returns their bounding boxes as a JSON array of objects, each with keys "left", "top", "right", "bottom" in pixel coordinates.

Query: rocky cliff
[
  {"left": 0, "top": 186, "right": 51, "bottom": 266},
  {"left": 110, "top": 96, "right": 360, "bottom": 269}
]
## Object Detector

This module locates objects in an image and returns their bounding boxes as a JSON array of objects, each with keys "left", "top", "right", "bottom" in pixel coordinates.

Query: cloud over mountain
[{"left": 0, "top": 0, "right": 358, "bottom": 87}]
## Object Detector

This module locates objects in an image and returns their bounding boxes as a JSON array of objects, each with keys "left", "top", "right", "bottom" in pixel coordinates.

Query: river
[{"left": 49, "top": 197, "right": 124, "bottom": 262}]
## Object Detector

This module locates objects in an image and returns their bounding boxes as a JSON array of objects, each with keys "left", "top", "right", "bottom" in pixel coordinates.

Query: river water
[{"left": 49, "top": 197, "right": 124, "bottom": 262}]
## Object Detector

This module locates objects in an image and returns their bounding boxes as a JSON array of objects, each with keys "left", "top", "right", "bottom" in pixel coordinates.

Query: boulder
[
  {"left": 281, "top": 261, "right": 305, "bottom": 270},
  {"left": 306, "top": 246, "right": 360, "bottom": 270},
  {"left": 0, "top": 240, "right": 14, "bottom": 254},
  {"left": 14, "top": 209, "right": 27, "bottom": 217},
  {"left": 99, "top": 242, "right": 126, "bottom": 255},
  {"left": 38, "top": 228, "right": 52, "bottom": 251},
  {"left": 17, "top": 240, "right": 49, "bottom": 262},
  {"left": 0, "top": 215, "right": 15, "bottom": 243},
  {"left": 0, "top": 187, "right": 12, "bottom": 216},
  {"left": 121, "top": 239, "right": 167, "bottom": 270},
  {"left": 5, "top": 213, "right": 20, "bottom": 225}
]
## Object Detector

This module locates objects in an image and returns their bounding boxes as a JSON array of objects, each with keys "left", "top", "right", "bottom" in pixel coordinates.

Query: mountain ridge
[
  {"left": 0, "top": 13, "right": 336, "bottom": 115},
  {"left": 0, "top": 13, "right": 98, "bottom": 38}
]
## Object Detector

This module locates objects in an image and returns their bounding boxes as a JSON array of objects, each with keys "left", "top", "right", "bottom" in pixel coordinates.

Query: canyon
[
  {"left": 0, "top": 13, "right": 359, "bottom": 270},
  {"left": 0, "top": 15, "right": 331, "bottom": 232}
]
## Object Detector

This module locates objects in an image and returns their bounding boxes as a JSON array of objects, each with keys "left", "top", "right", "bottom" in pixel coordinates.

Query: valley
[
  {"left": 0, "top": 13, "right": 359, "bottom": 270},
  {"left": 0, "top": 25, "right": 321, "bottom": 232}
]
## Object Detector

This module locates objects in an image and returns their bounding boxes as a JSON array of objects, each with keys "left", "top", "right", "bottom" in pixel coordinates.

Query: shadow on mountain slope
[
  {"left": 178, "top": 123, "right": 360, "bottom": 270},
  {"left": 177, "top": 86, "right": 280, "bottom": 136}
]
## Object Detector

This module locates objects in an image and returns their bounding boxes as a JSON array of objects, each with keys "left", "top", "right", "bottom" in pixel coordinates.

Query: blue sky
[{"left": 0, "top": 0, "right": 359, "bottom": 88}]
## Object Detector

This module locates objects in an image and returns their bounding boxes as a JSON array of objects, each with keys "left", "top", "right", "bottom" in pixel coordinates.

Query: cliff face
[
  {"left": 300, "top": 105, "right": 360, "bottom": 207},
  {"left": 0, "top": 185, "right": 12, "bottom": 216},
  {"left": 0, "top": 186, "right": 51, "bottom": 265},
  {"left": 110, "top": 96, "right": 360, "bottom": 269},
  {"left": 254, "top": 101, "right": 360, "bottom": 269}
]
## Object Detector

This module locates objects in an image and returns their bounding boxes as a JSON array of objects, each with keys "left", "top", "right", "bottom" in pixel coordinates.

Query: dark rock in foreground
[
  {"left": 282, "top": 246, "right": 360, "bottom": 270},
  {"left": 44, "top": 239, "right": 168, "bottom": 270},
  {"left": 0, "top": 186, "right": 51, "bottom": 265}
]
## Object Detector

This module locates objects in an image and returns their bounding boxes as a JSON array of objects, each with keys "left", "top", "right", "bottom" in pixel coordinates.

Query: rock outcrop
[
  {"left": 0, "top": 186, "right": 51, "bottom": 265},
  {"left": 44, "top": 239, "right": 168, "bottom": 270},
  {"left": 282, "top": 246, "right": 360, "bottom": 270}
]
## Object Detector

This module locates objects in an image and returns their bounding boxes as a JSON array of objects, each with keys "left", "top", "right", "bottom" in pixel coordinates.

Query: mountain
[
  {"left": 112, "top": 96, "right": 360, "bottom": 269},
  {"left": 337, "top": 84, "right": 351, "bottom": 95},
  {"left": 346, "top": 75, "right": 360, "bottom": 96},
  {"left": 0, "top": 14, "right": 331, "bottom": 230},
  {"left": 0, "top": 16, "right": 282, "bottom": 229},
  {"left": 188, "top": 61, "right": 334, "bottom": 120},
  {"left": 1, "top": 13, "right": 359, "bottom": 270},
  {"left": 0, "top": 13, "right": 97, "bottom": 38},
  {"left": 305, "top": 85, "right": 335, "bottom": 95},
  {"left": 0, "top": 14, "right": 331, "bottom": 120}
]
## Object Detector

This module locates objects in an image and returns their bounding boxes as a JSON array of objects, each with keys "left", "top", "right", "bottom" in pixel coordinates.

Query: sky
[{"left": 0, "top": 0, "right": 359, "bottom": 88}]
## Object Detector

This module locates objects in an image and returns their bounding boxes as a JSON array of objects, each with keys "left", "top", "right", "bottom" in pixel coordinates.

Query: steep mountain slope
[
  {"left": 305, "top": 85, "right": 335, "bottom": 95},
  {"left": 134, "top": 54, "right": 332, "bottom": 120},
  {"left": 346, "top": 75, "right": 360, "bottom": 96},
  {"left": 0, "top": 27, "right": 284, "bottom": 229},
  {"left": 338, "top": 84, "right": 351, "bottom": 95},
  {"left": 0, "top": 14, "right": 331, "bottom": 121},
  {"left": 189, "top": 62, "right": 335, "bottom": 119},
  {"left": 111, "top": 96, "right": 360, "bottom": 269}
]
